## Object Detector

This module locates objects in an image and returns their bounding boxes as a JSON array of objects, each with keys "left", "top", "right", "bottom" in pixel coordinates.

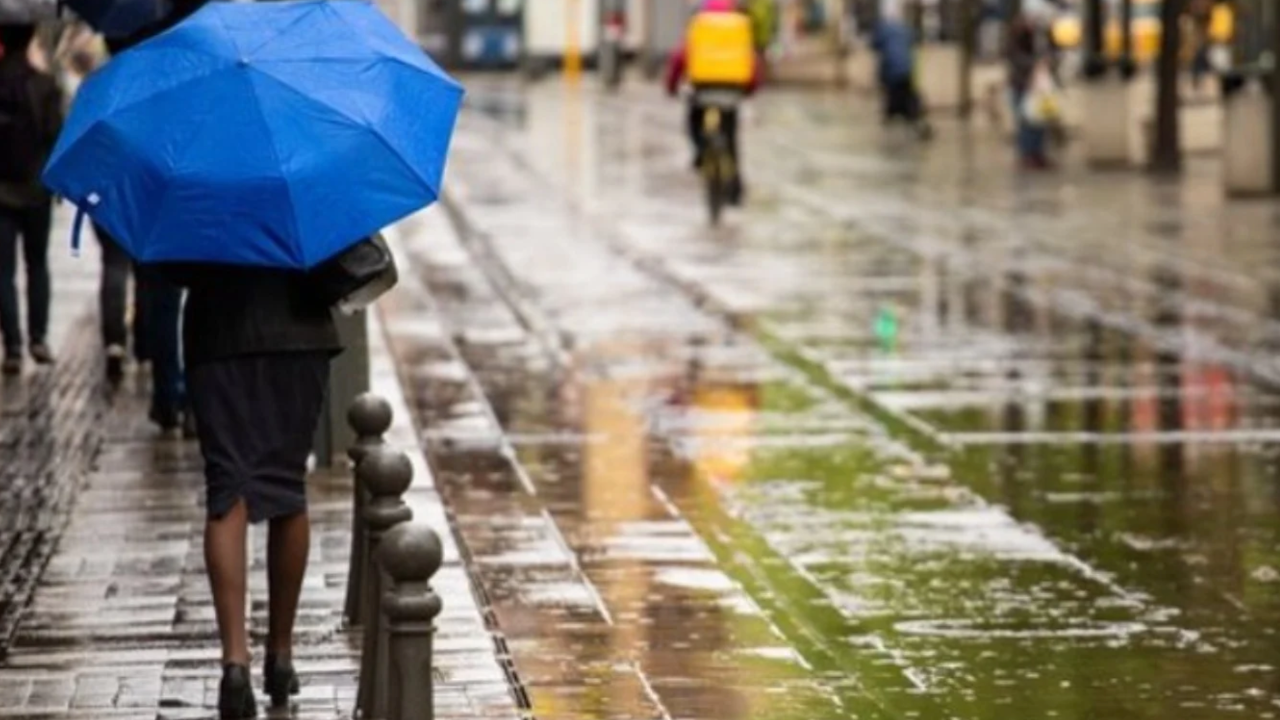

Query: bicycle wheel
[{"left": 704, "top": 142, "right": 725, "bottom": 226}]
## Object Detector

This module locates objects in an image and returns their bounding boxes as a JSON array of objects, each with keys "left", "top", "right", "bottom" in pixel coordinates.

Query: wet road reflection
[{"left": 388, "top": 81, "right": 1280, "bottom": 718}]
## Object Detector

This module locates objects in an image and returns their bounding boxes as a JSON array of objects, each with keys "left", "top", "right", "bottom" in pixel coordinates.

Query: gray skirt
[{"left": 188, "top": 352, "right": 330, "bottom": 522}]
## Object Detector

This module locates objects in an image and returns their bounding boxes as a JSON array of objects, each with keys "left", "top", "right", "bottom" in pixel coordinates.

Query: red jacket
[{"left": 665, "top": 9, "right": 763, "bottom": 96}]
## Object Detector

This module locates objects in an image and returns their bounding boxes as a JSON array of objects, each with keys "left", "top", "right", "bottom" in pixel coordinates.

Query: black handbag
[{"left": 309, "top": 232, "right": 398, "bottom": 315}]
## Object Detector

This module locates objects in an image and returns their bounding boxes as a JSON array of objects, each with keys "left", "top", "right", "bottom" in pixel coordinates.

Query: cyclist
[{"left": 666, "top": 0, "right": 761, "bottom": 204}]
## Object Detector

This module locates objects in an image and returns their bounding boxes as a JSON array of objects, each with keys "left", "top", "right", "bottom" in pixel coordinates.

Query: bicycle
[{"left": 693, "top": 88, "right": 742, "bottom": 226}]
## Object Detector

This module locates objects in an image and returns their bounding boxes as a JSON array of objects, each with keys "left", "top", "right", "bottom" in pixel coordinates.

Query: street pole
[
  {"left": 565, "top": 0, "right": 582, "bottom": 83},
  {"left": 1120, "top": 0, "right": 1133, "bottom": 61},
  {"left": 1085, "top": 0, "right": 1104, "bottom": 65},
  {"left": 1271, "top": 0, "right": 1280, "bottom": 193},
  {"left": 834, "top": 0, "right": 850, "bottom": 87},
  {"left": 314, "top": 311, "right": 369, "bottom": 466},
  {"left": 959, "top": 0, "right": 974, "bottom": 119},
  {"left": 1230, "top": 0, "right": 1246, "bottom": 67},
  {"left": 1149, "top": 0, "right": 1185, "bottom": 174},
  {"left": 600, "top": 0, "right": 624, "bottom": 89}
]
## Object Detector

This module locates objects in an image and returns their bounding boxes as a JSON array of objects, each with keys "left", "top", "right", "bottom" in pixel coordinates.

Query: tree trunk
[{"left": 1149, "top": 0, "right": 1184, "bottom": 175}]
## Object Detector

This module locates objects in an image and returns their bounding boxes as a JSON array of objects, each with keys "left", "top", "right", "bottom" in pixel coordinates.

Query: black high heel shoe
[
  {"left": 263, "top": 654, "right": 300, "bottom": 708},
  {"left": 218, "top": 664, "right": 258, "bottom": 720}
]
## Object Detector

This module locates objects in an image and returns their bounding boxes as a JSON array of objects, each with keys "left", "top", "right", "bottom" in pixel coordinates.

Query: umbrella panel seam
[
  {"left": 138, "top": 68, "right": 239, "bottom": 262},
  {"left": 241, "top": 66, "right": 304, "bottom": 268},
  {"left": 235, "top": 0, "right": 329, "bottom": 62},
  {"left": 64, "top": 60, "right": 235, "bottom": 153},
  {"left": 247, "top": 62, "right": 438, "bottom": 200},
  {"left": 326, "top": 0, "right": 445, "bottom": 76}
]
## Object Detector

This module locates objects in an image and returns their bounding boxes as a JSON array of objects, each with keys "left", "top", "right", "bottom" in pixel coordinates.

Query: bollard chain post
[
  {"left": 344, "top": 393, "right": 394, "bottom": 625},
  {"left": 379, "top": 522, "right": 444, "bottom": 720},
  {"left": 354, "top": 448, "right": 413, "bottom": 719}
]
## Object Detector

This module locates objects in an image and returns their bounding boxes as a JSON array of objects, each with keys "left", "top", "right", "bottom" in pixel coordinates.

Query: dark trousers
[
  {"left": 96, "top": 224, "right": 184, "bottom": 413},
  {"left": 688, "top": 101, "right": 741, "bottom": 170},
  {"left": 1011, "top": 89, "right": 1047, "bottom": 162},
  {"left": 98, "top": 228, "right": 148, "bottom": 359},
  {"left": 140, "top": 265, "right": 185, "bottom": 415},
  {"left": 0, "top": 202, "right": 52, "bottom": 355},
  {"left": 883, "top": 77, "right": 923, "bottom": 122}
]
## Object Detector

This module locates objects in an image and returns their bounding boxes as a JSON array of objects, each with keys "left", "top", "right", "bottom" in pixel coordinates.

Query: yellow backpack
[
  {"left": 686, "top": 12, "right": 755, "bottom": 86},
  {"left": 1208, "top": 4, "right": 1233, "bottom": 44}
]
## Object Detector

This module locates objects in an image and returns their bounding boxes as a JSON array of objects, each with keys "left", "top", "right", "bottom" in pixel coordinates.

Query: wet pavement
[
  {"left": 0, "top": 211, "right": 520, "bottom": 719},
  {"left": 10, "top": 78, "right": 1280, "bottom": 720},
  {"left": 374, "top": 79, "right": 1280, "bottom": 718},
  {"left": 0, "top": 211, "right": 105, "bottom": 656}
]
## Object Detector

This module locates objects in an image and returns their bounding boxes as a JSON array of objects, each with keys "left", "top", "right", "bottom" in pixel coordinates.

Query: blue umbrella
[
  {"left": 43, "top": 0, "right": 464, "bottom": 269},
  {"left": 60, "top": 0, "right": 170, "bottom": 38}
]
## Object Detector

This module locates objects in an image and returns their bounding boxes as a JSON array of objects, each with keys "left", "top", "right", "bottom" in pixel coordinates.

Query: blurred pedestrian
[
  {"left": 871, "top": 9, "right": 931, "bottom": 139},
  {"left": 1007, "top": 13, "right": 1056, "bottom": 169},
  {"left": 95, "top": 223, "right": 148, "bottom": 382},
  {"left": 174, "top": 263, "right": 340, "bottom": 719},
  {"left": 0, "top": 23, "right": 62, "bottom": 376},
  {"left": 978, "top": 0, "right": 1002, "bottom": 61},
  {"left": 1187, "top": 2, "right": 1214, "bottom": 91},
  {"left": 742, "top": 0, "right": 777, "bottom": 54},
  {"left": 93, "top": 5, "right": 194, "bottom": 433},
  {"left": 666, "top": 0, "right": 762, "bottom": 204}
]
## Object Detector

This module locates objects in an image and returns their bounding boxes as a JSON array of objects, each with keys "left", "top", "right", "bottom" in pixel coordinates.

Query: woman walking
[
  {"left": 40, "top": 4, "right": 457, "bottom": 713},
  {"left": 0, "top": 23, "right": 61, "bottom": 375},
  {"left": 178, "top": 265, "right": 340, "bottom": 719},
  {"left": 1007, "top": 13, "right": 1056, "bottom": 170}
]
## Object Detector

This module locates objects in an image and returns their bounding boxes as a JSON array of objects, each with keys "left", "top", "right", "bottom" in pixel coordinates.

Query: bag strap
[{"left": 70, "top": 204, "right": 85, "bottom": 257}]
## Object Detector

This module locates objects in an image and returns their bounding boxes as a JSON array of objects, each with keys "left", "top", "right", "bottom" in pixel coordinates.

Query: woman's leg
[
  {"left": 0, "top": 210, "right": 23, "bottom": 359},
  {"left": 205, "top": 498, "right": 251, "bottom": 666},
  {"left": 133, "top": 265, "right": 151, "bottom": 363},
  {"left": 97, "top": 228, "right": 131, "bottom": 379},
  {"left": 20, "top": 202, "right": 52, "bottom": 356},
  {"left": 688, "top": 100, "right": 707, "bottom": 168},
  {"left": 1028, "top": 124, "right": 1049, "bottom": 163},
  {"left": 1010, "top": 90, "right": 1034, "bottom": 161},
  {"left": 139, "top": 267, "right": 185, "bottom": 427},
  {"left": 267, "top": 511, "right": 310, "bottom": 657}
]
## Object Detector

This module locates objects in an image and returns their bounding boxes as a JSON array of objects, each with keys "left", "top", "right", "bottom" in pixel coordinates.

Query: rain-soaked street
[
  {"left": 377, "top": 80, "right": 1280, "bottom": 719},
  {"left": 7, "top": 74, "right": 1280, "bottom": 720}
]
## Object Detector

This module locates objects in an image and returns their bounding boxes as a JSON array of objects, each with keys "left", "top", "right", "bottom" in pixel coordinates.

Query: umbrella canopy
[
  {"left": 43, "top": 0, "right": 464, "bottom": 269},
  {"left": 62, "top": 0, "right": 169, "bottom": 38}
]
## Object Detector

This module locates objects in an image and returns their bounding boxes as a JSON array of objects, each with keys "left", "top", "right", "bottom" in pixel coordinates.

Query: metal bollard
[
  {"left": 378, "top": 522, "right": 444, "bottom": 720},
  {"left": 344, "top": 393, "right": 394, "bottom": 625},
  {"left": 315, "top": 311, "right": 371, "bottom": 466},
  {"left": 355, "top": 448, "right": 414, "bottom": 720}
]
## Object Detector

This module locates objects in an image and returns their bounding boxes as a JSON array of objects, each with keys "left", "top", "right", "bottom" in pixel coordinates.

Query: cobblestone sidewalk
[
  {"left": 0, "top": 210, "right": 520, "bottom": 719},
  {"left": 0, "top": 207, "right": 105, "bottom": 656}
]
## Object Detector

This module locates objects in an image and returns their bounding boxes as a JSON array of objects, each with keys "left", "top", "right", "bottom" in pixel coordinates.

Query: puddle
[{"left": 385, "top": 83, "right": 1280, "bottom": 718}]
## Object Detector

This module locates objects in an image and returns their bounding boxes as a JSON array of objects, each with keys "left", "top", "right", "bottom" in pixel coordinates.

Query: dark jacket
[
  {"left": 0, "top": 57, "right": 62, "bottom": 209},
  {"left": 872, "top": 20, "right": 914, "bottom": 85},
  {"left": 1008, "top": 21, "right": 1057, "bottom": 95},
  {"left": 176, "top": 265, "right": 341, "bottom": 367}
]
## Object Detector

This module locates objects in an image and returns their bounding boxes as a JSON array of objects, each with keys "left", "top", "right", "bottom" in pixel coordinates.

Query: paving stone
[{"left": 0, "top": 220, "right": 522, "bottom": 718}]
